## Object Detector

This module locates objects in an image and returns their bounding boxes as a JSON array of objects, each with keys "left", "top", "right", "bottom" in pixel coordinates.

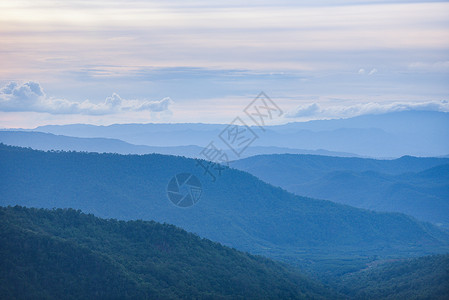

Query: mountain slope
[
  {"left": 335, "top": 254, "right": 449, "bottom": 299},
  {"left": 231, "top": 154, "right": 449, "bottom": 226},
  {"left": 1, "top": 144, "right": 448, "bottom": 265},
  {"left": 0, "top": 205, "right": 336, "bottom": 299}
]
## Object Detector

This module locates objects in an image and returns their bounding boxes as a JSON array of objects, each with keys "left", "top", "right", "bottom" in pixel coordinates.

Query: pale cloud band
[
  {"left": 1, "top": 1, "right": 448, "bottom": 78},
  {"left": 0, "top": 82, "right": 173, "bottom": 115},
  {"left": 286, "top": 100, "right": 449, "bottom": 119}
]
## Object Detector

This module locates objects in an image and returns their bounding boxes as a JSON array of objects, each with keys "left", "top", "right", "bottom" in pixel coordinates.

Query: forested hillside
[
  {"left": 335, "top": 254, "right": 449, "bottom": 299},
  {"left": 1, "top": 144, "right": 448, "bottom": 267},
  {"left": 0, "top": 206, "right": 337, "bottom": 299}
]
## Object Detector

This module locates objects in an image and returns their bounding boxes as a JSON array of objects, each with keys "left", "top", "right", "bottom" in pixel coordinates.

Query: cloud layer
[
  {"left": 2, "top": 1, "right": 448, "bottom": 76},
  {"left": 286, "top": 100, "right": 449, "bottom": 119},
  {"left": 0, "top": 82, "right": 173, "bottom": 115},
  {"left": 1, "top": 1, "right": 448, "bottom": 127}
]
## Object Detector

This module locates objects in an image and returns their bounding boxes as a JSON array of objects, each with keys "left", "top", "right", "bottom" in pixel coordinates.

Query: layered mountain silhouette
[
  {"left": 0, "top": 131, "right": 357, "bottom": 158},
  {"left": 1, "top": 144, "right": 448, "bottom": 267},
  {"left": 232, "top": 154, "right": 449, "bottom": 227},
  {"left": 26, "top": 111, "right": 449, "bottom": 157}
]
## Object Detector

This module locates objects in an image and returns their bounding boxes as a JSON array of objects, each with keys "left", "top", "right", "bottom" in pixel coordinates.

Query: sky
[{"left": 0, "top": 0, "right": 448, "bottom": 128}]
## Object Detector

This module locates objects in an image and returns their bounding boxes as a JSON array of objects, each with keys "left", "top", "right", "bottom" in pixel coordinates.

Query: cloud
[
  {"left": 136, "top": 97, "right": 173, "bottom": 112},
  {"left": 358, "top": 68, "right": 377, "bottom": 75},
  {"left": 286, "top": 100, "right": 449, "bottom": 119},
  {"left": 0, "top": 81, "right": 173, "bottom": 115},
  {"left": 287, "top": 103, "right": 321, "bottom": 117},
  {"left": 409, "top": 61, "right": 449, "bottom": 72},
  {"left": 368, "top": 68, "right": 377, "bottom": 75}
]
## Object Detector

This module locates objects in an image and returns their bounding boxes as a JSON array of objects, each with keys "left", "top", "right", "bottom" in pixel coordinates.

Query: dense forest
[
  {"left": 0, "top": 206, "right": 337, "bottom": 299},
  {"left": 1, "top": 206, "right": 448, "bottom": 299},
  {"left": 336, "top": 254, "right": 449, "bottom": 299}
]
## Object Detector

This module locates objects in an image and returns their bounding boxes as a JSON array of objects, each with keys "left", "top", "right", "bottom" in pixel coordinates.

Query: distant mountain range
[
  {"left": 0, "top": 131, "right": 358, "bottom": 158},
  {"left": 20, "top": 110, "right": 449, "bottom": 157},
  {"left": 232, "top": 154, "right": 449, "bottom": 227},
  {"left": 1, "top": 144, "right": 448, "bottom": 270}
]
